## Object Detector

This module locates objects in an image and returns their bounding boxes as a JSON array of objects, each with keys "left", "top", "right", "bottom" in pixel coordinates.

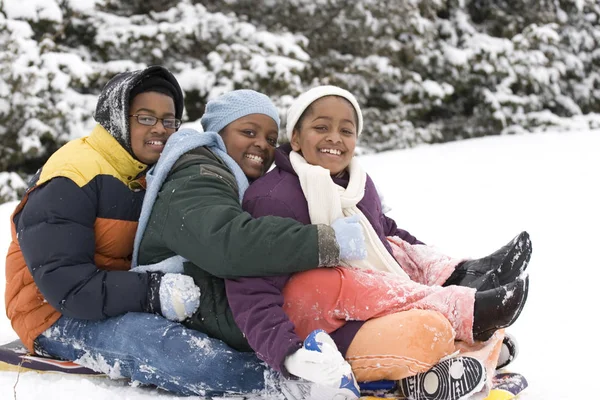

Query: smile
[
  {"left": 146, "top": 140, "right": 166, "bottom": 146},
  {"left": 320, "top": 148, "right": 342, "bottom": 156},
  {"left": 245, "top": 154, "right": 264, "bottom": 164}
]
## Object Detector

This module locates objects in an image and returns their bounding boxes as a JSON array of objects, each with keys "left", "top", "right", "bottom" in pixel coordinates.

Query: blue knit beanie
[{"left": 201, "top": 89, "right": 280, "bottom": 133}]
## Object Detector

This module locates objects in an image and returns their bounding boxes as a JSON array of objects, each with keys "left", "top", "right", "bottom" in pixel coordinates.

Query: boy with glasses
[{"left": 5, "top": 64, "right": 185, "bottom": 356}]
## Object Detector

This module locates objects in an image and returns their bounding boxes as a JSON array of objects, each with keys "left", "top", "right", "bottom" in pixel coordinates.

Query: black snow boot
[
  {"left": 472, "top": 276, "right": 529, "bottom": 342},
  {"left": 444, "top": 231, "right": 532, "bottom": 291}
]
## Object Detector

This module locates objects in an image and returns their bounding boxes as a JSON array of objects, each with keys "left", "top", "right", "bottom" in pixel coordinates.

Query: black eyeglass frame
[{"left": 129, "top": 114, "right": 182, "bottom": 130}]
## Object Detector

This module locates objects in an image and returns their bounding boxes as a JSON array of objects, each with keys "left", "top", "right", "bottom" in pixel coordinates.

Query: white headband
[{"left": 286, "top": 85, "right": 363, "bottom": 141}]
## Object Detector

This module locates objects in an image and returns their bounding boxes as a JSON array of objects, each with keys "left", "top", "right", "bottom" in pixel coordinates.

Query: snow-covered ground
[{"left": 1, "top": 129, "right": 598, "bottom": 399}]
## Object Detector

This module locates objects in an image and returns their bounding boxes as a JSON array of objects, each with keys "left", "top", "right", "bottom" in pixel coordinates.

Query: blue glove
[
  {"left": 159, "top": 273, "right": 201, "bottom": 322},
  {"left": 331, "top": 215, "right": 367, "bottom": 261}
]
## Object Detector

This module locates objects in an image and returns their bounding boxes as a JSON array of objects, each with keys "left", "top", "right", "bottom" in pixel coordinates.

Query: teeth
[
  {"left": 320, "top": 148, "right": 341, "bottom": 155},
  {"left": 245, "top": 154, "right": 264, "bottom": 163},
  {"left": 147, "top": 140, "right": 164, "bottom": 146}
]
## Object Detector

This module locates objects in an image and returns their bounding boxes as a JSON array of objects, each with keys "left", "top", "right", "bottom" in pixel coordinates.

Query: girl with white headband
[{"left": 226, "top": 85, "right": 531, "bottom": 400}]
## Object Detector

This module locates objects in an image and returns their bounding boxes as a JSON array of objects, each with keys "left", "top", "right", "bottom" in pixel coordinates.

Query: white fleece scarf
[{"left": 289, "top": 151, "right": 409, "bottom": 278}]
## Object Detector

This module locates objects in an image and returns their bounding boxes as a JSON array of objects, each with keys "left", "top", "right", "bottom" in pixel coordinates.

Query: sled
[
  {"left": 0, "top": 339, "right": 104, "bottom": 376},
  {"left": 485, "top": 372, "right": 528, "bottom": 399},
  {"left": 358, "top": 371, "right": 528, "bottom": 399},
  {"left": 0, "top": 339, "right": 527, "bottom": 399}
]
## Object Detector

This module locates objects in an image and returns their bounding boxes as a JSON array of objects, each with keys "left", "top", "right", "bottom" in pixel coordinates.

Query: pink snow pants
[
  {"left": 282, "top": 266, "right": 476, "bottom": 343},
  {"left": 282, "top": 237, "right": 504, "bottom": 385}
]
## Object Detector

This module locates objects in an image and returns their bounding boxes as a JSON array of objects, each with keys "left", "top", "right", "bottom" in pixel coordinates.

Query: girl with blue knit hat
[
  {"left": 200, "top": 89, "right": 280, "bottom": 180},
  {"left": 132, "top": 89, "right": 368, "bottom": 399}
]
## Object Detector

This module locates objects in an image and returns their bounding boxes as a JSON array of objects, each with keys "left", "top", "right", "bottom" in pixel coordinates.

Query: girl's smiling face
[
  {"left": 291, "top": 96, "right": 358, "bottom": 175},
  {"left": 220, "top": 114, "right": 279, "bottom": 180}
]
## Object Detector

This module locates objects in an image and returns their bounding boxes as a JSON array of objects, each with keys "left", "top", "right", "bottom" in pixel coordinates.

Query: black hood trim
[{"left": 93, "top": 65, "right": 184, "bottom": 156}]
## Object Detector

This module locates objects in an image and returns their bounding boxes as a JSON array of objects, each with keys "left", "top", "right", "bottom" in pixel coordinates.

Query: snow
[
  {"left": 65, "top": 0, "right": 97, "bottom": 13},
  {"left": 3, "top": 0, "right": 63, "bottom": 23},
  {"left": 421, "top": 80, "right": 453, "bottom": 98},
  {"left": 443, "top": 45, "right": 470, "bottom": 66},
  {"left": 0, "top": 174, "right": 26, "bottom": 202},
  {"left": 1, "top": 129, "right": 599, "bottom": 399}
]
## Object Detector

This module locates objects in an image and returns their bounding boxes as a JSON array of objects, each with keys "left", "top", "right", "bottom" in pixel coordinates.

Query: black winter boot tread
[{"left": 399, "top": 356, "right": 486, "bottom": 400}]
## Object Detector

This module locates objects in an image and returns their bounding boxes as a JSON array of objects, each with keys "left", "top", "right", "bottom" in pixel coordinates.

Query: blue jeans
[{"left": 37, "top": 313, "right": 272, "bottom": 396}]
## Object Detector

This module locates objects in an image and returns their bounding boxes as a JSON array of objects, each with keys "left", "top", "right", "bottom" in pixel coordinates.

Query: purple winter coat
[{"left": 225, "top": 144, "right": 422, "bottom": 375}]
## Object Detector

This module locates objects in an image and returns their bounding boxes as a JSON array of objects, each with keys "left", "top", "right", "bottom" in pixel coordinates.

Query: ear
[{"left": 290, "top": 129, "right": 302, "bottom": 152}]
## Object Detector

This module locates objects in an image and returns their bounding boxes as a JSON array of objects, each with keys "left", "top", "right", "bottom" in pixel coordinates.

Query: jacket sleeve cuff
[
  {"left": 279, "top": 341, "right": 304, "bottom": 378},
  {"left": 145, "top": 272, "right": 163, "bottom": 314},
  {"left": 316, "top": 224, "right": 340, "bottom": 267}
]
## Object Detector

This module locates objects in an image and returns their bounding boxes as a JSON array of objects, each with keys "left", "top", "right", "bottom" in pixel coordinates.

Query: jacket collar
[
  {"left": 86, "top": 124, "right": 148, "bottom": 179},
  {"left": 274, "top": 143, "right": 295, "bottom": 174}
]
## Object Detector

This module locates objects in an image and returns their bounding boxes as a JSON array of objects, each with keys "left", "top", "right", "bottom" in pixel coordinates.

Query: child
[
  {"left": 132, "top": 89, "right": 369, "bottom": 399},
  {"left": 226, "top": 86, "right": 531, "bottom": 399},
  {"left": 6, "top": 65, "right": 184, "bottom": 356}
]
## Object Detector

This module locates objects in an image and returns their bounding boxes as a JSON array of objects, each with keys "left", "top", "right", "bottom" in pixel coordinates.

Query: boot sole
[
  {"left": 398, "top": 356, "right": 486, "bottom": 400},
  {"left": 497, "top": 333, "right": 519, "bottom": 369}
]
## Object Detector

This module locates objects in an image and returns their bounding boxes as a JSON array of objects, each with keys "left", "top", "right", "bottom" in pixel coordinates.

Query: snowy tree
[
  {"left": 203, "top": 0, "right": 600, "bottom": 147},
  {"left": 1, "top": 0, "right": 599, "bottom": 203},
  {"left": 0, "top": 3, "right": 98, "bottom": 202}
]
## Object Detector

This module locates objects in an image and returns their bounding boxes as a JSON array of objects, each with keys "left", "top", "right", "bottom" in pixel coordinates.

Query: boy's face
[
  {"left": 220, "top": 114, "right": 279, "bottom": 180},
  {"left": 291, "top": 96, "right": 357, "bottom": 176},
  {"left": 129, "top": 92, "right": 177, "bottom": 165}
]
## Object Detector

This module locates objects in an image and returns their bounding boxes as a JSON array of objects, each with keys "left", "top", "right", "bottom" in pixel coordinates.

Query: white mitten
[
  {"left": 159, "top": 273, "right": 201, "bottom": 322},
  {"left": 284, "top": 329, "right": 359, "bottom": 396}
]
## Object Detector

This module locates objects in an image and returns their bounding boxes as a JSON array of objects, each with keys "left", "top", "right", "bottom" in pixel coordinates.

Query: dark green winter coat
[{"left": 138, "top": 146, "right": 340, "bottom": 351}]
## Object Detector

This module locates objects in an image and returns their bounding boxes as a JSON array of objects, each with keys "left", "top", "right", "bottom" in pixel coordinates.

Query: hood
[
  {"left": 93, "top": 65, "right": 184, "bottom": 155},
  {"left": 274, "top": 143, "right": 295, "bottom": 175}
]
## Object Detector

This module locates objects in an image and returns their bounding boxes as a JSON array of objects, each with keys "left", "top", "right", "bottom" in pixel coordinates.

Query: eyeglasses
[{"left": 129, "top": 114, "right": 181, "bottom": 130}]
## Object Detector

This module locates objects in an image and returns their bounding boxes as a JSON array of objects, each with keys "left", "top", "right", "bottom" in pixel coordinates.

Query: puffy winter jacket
[{"left": 5, "top": 66, "right": 183, "bottom": 352}]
